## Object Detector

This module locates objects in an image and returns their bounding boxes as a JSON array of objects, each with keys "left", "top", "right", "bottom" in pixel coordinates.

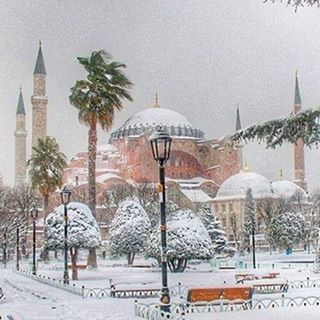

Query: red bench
[{"left": 187, "top": 285, "right": 253, "bottom": 308}]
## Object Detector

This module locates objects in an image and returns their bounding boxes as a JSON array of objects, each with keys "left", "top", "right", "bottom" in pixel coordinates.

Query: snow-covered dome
[
  {"left": 272, "top": 180, "right": 309, "bottom": 204},
  {"left": 109, "top": 106, "right": 204, "bottom": 141},
  {"left": 215, "top": 172, "right": 275, "bottom": 200}
]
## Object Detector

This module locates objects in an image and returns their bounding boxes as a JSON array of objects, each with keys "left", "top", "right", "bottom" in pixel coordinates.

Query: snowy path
[{"left": 0, "top": 269, "right": 135, "bottom": 319}]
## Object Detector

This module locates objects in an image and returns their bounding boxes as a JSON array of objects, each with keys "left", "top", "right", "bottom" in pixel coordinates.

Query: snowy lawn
[{"left": 1, "top": 252, "right": 320, "bottom": 319}]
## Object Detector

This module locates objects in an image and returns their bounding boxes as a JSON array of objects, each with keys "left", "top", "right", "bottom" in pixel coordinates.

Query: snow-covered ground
[{"left": 1, "top": 252, "right": 320, "bottom": 319}]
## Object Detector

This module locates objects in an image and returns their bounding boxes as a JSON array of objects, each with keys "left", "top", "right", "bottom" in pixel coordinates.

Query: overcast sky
[{"left": 1, "top": 0, "right": 320, "bottom": 191}]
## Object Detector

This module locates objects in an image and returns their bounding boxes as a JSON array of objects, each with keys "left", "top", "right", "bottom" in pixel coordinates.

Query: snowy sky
[{"left": 1, "top": 0, "right": 320, "bottom": 191}]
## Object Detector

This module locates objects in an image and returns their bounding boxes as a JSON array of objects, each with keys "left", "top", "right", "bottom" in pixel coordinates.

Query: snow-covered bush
[
  {"left": 198, "top": 205, "right": 235, "bottom": 257},
  {"left": 109, "top": 198, "right": 151, "bottom": 265},
  {"left": 145, "top": 208, "right": 213, "bottom": 272},
  {"left": 45, "top": 202, "right": 101, "bottom": 280}
]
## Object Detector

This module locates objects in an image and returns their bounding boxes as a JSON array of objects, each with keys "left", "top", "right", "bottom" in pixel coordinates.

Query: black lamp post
[
  {"left": 60, "top": 185, "right": 71, "bottom": 285},
  {"left": 29, "top": 206, "right": 39, "bottom": 275},
  {"left": 252, "top": 221, "right": 256, "bottom": 269},
  {"left": 149, "top": 128, "right": 172, "bottom": 312},
  {"left": 3, "top": 228, "right": 7, "bottom": 268},
  {"left": 16, "top": 225, "right": 20, "bottom": 271}
]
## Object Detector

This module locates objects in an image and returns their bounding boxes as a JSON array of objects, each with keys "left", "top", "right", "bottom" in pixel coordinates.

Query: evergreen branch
[{"left": 230, "top": 108, "right": 320, "bottom": 148}]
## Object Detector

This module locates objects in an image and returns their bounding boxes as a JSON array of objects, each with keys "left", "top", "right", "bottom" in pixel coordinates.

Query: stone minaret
[
  {"left": 293, "top": 71, "right": 307, "bottom": 191},
  {"left": 32, "top": 41, "right": 47, "bottom": 148},
  {"left": 15, "top": 87, "right": 27, "bottom": 186},
  {"left": 235, "top": 104, "right": 243, "bottom": 171}
]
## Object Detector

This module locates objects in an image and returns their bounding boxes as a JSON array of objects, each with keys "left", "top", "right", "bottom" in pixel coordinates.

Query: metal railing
[
  {"left": 135, "top": 294, "right": 320, "bottom": 319},
  {"left": 14, "top": 269, "right": 84, "bottom": 297}
]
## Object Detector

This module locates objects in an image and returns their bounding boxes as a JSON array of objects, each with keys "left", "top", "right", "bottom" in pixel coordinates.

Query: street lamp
[
  {"left": 2, "top": 227, "right": 7, "bottom": 268},
  {"left": 60, "top": 185, "right": 71, "bottom": 285},
  {"left": 149, "top": 128, "right": 172, "bottom": 312},
  {"left": 29, "top": 206, "right": 39, "bottom": 275}
]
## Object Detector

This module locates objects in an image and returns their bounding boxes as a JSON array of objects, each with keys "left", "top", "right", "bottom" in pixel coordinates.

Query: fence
[
  {"left": 135, "top": 294, "right": 320, "bottom": 320},
  {"left": 14, "top": 269, "right": 84, "bottom": 297}
]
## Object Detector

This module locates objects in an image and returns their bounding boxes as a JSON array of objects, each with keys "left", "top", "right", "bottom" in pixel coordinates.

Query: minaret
[
  {"left": 235, "top": 104, "right": 243, "bottom": 171},
  {"left": 32, "top": 41, "right": 48, "bottom": 148},
  {"left": 15, "top": 87, "right": 27, "bottom": 186},
  {"left": 293, "top": 71, "right": 307, "bottom": 191}
]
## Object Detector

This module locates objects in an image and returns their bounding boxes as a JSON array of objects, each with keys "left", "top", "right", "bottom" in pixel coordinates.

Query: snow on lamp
[{"left": 149, "top": 128, "right": 172, "bottom": 164}]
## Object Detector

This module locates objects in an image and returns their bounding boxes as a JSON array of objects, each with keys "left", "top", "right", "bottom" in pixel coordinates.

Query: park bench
[
  {"left": 246, "top": 279, "right": 288, "bottom": 294},
  {"left": 186, "top": 285, "right": 253, "bottom": 309},
  {"left": 235, "top": 272, "right": 280, "bottom": 283},
  {"left": 67, "top": 264, "right": 87, "bottom": 270},
  {"left": 111, "top": 287, "right": 160, "bottom": 298}
]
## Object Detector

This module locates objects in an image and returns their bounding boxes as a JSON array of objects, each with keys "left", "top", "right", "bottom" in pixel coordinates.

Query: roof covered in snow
[
  {"left": 96, "top": 172, "right": 122, "bottom": 183},
  {"left": 272, "top": 180, "right": 309, "bottom": 203},
  {"left": 215, "top": 172, "right": 275, "bottom": 201},
  {"left": 109, "top": 107, "right": 204, "bottom": 141},
  {"left": 181, "top": 189, "right": 213, "bottom": 202}
]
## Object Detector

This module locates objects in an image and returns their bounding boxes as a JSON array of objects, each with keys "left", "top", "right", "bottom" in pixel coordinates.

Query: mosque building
[
  {"left": 64, "top": 95, "right": 242, "bottom": 209},
  {"left": 12, "top": 43, "right": 309, "bottom": 244}
]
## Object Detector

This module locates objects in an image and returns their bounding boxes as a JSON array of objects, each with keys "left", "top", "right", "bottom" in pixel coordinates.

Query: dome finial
[
  {"left": 279, "top": 169, "right": 284, "bottom": 180},
  {"left": 39, "top": 40, "right": 42, "bottom": 47},
  {"left": 243, "top": 158, "right": 249, "bottom": 172},
  {"left": 153, "top": 93, "right": 160, "bottom": 108}
]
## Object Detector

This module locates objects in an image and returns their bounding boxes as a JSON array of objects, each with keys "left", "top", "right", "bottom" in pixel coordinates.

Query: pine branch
[
  {"left": 230, "top": 108, "right": 320, "bottom": 148},
  {"left": 264, "top": 0, "right": 320, "bottom": 11}
]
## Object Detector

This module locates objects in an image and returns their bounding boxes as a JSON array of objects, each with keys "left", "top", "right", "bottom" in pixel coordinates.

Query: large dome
[
  {"left": 109, "top": 107, "right": 204, "bottom": 141},
  {"left": 215, "top": 172, "right": 275, "bottom": 200},
  {"left": 272, "top": 180, "right": 309, "bottom": 204}
]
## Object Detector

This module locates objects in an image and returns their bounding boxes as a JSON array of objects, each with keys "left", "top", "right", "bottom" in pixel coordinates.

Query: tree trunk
[
  {"left": 87, "top": 122, "right": 98, "bottom": 268},
  {"left": 42, "top": 194, "right": 50, "bottom": 264},
  {"left": 70, "top": 247, "right": 79, "bottom": 281},
  {"left": 87, "top": 247, "right": 97, "bottom": 269},
  {"left": 127, "top": 252, "right": 135, "bottom": 265},
  {"left": 168, "top": 258, "right": 187, "bottom": 272}
]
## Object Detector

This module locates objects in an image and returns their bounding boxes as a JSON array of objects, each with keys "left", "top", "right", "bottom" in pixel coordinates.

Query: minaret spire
[
  {"left": 294, "top": 70, "right": 301, "bottom": 106},
  {"left": 292, "top": 70, "right": 307, "bottom": 191},
  {"left": 16, "top": 86, "right": 25, "bottom": 115},
  {"left": 235, "top": 104, "right": 243, "bottom": 172},
  {"left": 32, "top": 41, "right": 48, "bottom": 148},
  {"left": 15, "top": 87, "right": 27, "bottom": 186},
  {"left": 33, "top": 40, "right": 47, "bottom": 75},
  {"left": 235, "top": 103, "right": 241, "bottom": 131}
]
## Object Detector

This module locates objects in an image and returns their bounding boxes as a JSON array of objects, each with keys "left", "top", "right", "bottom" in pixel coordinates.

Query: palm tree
[
  {"left": 28, "top": 136, "right": 67, "bottom": 261},
  {"left": 69, "top": 50, "right": 133, "bottom": 267}
]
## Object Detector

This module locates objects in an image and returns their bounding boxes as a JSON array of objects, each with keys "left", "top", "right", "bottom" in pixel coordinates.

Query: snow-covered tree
[
  {"left": 198, "top": 206, "right": 234, "bottom": 256},
  {"left": 243, "top": 188, "right": 256, "bottom": 253},
  {"left": 145, "top": 208, "right": 213, "bottom": 272},
  {"left": 45, "top": 202, "right": 101, "bottom": 280},
  {"left": 267, "top": 210, "right": 306, "bottom": 252},
  {"left": 109, "top": 198, "right": 151, "bottom": 265},
  {"left": 314, "top": 229, "right": 320, "bottom": 273}
]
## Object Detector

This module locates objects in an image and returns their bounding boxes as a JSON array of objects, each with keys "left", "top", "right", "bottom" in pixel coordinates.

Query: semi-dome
[
  {"left": 109, "top": 106, "right": 204, "bottom": 141},
  {"left": 215, "top": 172, "right": 275, "bottom": 200},
  {"left": 272, "top": 180, "right": 309, "bottom": 204}
]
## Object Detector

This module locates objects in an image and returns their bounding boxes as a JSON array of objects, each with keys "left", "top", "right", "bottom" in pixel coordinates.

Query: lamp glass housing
[
  {"left": 60, "top": 185, "right": 71, "bottom": 205},
  {"left": 149, "top": 129, "right": 172, "bottom": 163},
  {"left": 29, "top": 206, "right": 39, "bottom": 220}
]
